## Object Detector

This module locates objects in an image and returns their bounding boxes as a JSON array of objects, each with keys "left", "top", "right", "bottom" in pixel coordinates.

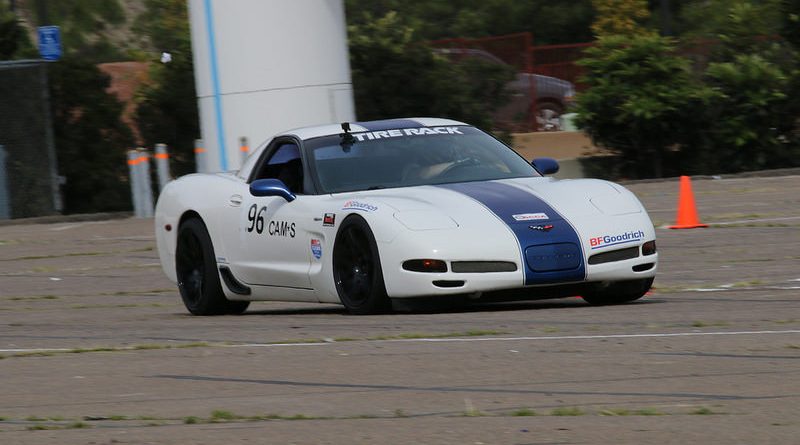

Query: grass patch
[
  {"left": 690, "top": 406, "right": 716, "bottom": 415},
  {"left": 210, "top": 410, "right": 240, "bottom": 421},
  {"left": 551, "top": 407, "right": 584, "bottom": 416},
  {"left": 7, "top": 295, "right": 59, "bottom": 301},
  {"left": 691, "top": 320, "right": 730, "bottom": 328},
  {"left": 731, "top": 280, "right": 764, "bottom": 288},
  {"left": 105, "top": 289, "right": 174, "bottom": 297},
  {"left": 370, "top": 330, "right": 506, "bottom": 341},
  {"left": 510, "top": 408, "right": 537, "bottom": 417},
  {"left": 12, "top": 351, "right": 56, "bottom": 358},
  {"left": 10, "top": 342, "right": 211, "bottom": 359},
  {"left": 600, "top": 407, "right": 665, "bottom": 416},
  {"left": 10, "top": 251, "right": 106, "bottom": 261},
  {"left": 272, "top": 338, "right": 328, "bottom": 345},
  {"left": 599, "top": 408, "right": 631, "bottom": 416},
  {"left": 26, "top": 424, "right": 58, "bottom": 431},
  {"left": 70, "top": 303, "right": 167, "bottom": 310},
  {"left": 180, "top": 411, "right": 329, "bottom": 424}
]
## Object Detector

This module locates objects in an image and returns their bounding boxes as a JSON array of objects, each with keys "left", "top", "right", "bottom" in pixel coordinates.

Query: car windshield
[{"left": 305, "top": 125, "right": 540, "bottom": 193}]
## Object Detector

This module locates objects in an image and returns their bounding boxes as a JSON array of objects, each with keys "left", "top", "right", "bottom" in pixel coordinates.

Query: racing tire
[
  {"left": 581, "top": 277, "right": 654, "bottom": 306},
  {"left": 175, "top": 218, "right": 250, "bottom": 315},
  {"left": 332, "top": 215, "right": 390, "bottom": 315}
]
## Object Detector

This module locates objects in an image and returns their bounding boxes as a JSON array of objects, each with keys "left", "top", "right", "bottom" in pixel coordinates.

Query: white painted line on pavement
[
  {"left": 709, "top": 216, "right": 800, "bottom": 225},
  {"left": 4, "top": 330, "right": 799, "bottom": 353},
  {"left": 0, "top": 348, "right": 72, "bottom": 352},
  {"left": 387, "top": 329, "right": 800, "bottom": 343}
]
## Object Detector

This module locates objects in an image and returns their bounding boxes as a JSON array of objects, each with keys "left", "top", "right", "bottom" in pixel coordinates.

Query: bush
[{"left": 574, "top": 34, "right": 710, "bottom": 178}]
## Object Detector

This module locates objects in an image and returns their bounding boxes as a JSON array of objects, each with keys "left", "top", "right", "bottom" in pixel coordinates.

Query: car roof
[{"left": 279, "top": 117, "right": 469, "bottom": 140}]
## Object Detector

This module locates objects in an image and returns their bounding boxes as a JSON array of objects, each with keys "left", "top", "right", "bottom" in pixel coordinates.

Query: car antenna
[{"left": 340, "top": 122, "right": 356, "bottom": 151}]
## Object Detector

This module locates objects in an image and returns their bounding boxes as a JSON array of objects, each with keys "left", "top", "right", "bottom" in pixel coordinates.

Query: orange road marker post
[
  {"left": 669, "top": 175, "right": 708, "bottom": 229},
  {"left": 239, "top": 136, "right": 249, "bottom": 166},
  {"left": 194, "top": 139, "right": 207, "bottom": 173}
]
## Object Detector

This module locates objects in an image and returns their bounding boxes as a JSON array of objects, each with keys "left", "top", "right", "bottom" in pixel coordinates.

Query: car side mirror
[
  {"left": 249, "top": 178, "right": 296, "bottom": 202},
  {"left": 532, "top": 157, "right": 559, "bottom": 175}
]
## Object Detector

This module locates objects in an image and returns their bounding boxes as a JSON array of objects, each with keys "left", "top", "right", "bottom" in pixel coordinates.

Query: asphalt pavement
[{"left": 0, "top": 174, "right": 798, "bottom": 444}]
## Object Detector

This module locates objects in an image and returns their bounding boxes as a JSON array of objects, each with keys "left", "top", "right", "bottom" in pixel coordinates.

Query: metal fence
[{"left": 0, "top": 60, "right": 62, "bottom": 219}]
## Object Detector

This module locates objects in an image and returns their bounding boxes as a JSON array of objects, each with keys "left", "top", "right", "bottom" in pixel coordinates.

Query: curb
[
  {"left": 620, "top": 167, "right": 800, "bottom": 185},
  {"left": 0, "top": 212, "right": 134, "bottom": 227}
]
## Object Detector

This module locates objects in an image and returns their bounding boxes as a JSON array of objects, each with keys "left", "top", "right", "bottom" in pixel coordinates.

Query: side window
[{"left": 252, "top": 143, "right": 304, "bottom": 194}]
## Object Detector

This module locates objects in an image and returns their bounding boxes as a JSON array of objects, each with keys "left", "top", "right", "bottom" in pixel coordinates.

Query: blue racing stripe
[
  {"left": 438, "top": 181, "right": 586, "bottom": 285},
  {"left": 356, "top": 119, "right": 422, "bottom": 131}
]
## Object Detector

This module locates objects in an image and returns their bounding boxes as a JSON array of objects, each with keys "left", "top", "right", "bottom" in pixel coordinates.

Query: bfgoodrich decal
[{"left": 589, "top": 230, "right": 645, "bottom": 249}]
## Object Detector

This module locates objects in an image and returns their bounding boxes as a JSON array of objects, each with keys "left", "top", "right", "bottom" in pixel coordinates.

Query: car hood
[{"left": 335, "top": 177, "right": 644, "bottom": 232}]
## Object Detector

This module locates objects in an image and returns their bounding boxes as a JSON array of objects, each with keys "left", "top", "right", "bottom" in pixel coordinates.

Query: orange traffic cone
[{"left": 669, "top": 175, "right": 708, "bottom": 229}]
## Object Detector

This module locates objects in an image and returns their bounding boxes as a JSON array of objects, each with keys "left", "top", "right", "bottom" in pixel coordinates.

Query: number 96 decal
[{"left": 246, "top": 204, "right": 296, "bottom": 237}]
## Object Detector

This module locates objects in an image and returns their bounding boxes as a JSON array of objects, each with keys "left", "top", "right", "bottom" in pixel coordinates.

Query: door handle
[{"left": 229, "top": 194, "right": 243, "bottom": 206}]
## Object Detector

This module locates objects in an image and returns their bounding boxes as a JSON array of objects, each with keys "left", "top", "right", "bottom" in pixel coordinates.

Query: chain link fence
[{"left": 0, "top": 60, "right": 61, "bottom": 219}]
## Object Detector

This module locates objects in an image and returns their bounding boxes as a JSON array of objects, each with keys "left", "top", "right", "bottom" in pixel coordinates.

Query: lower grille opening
[
  {"left": 588, "top": 246, "right": 640, "bottom": 265},
  {"left": 451, "top": 261, "right": 517, "bottom": 273},
  {"left": 633, "top": 263, "right": 655, "bottom": 272},
  {"left": 433, "top": 280, "right": 465, "bottom": 288}
]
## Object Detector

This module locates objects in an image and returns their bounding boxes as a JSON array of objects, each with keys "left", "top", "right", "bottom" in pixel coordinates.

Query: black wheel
[
  {"left": 175, "top": 218, "right": 250, "bottom": 315},
  {"left": 582, "top": 277, "right": 654, "bottom": 306},
  {"left": 332, "top": 215, "right": 390, "bottom": 314}
]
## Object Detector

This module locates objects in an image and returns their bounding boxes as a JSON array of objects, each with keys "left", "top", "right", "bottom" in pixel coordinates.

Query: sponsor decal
[
  {"left": 268, "top": 220, "right": 296, "bottom": 238},
  {"left": 343, "top": 200, "right": 378, "bottom": 212},
  {"left": 323, "top": 213, "right": 336, "bottom": 226},
  {"left": 310, "top": 239, "right": 322, "bottom": 259},
  {"left": 529, "top": 224, "right": 554, "bottom": 232},
  {"left": 513, "top": 212, "right": 549, "bottom": 221},
  {"left": 589, "top": 230, "right": 645, "bottom": 250},
  {"left": 351, "top": 126, "right": 463, "bottom": 142}
]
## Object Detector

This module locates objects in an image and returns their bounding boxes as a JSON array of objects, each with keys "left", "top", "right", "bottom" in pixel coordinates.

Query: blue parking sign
[{"left": 37, "top": 26, "right": 62, "bottom": 61}]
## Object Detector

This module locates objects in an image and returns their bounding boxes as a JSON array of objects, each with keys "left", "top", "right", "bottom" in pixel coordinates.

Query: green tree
[
  {"left": 133, "top": 0, "right": 199, "bottom": 177},
  {"left": 348, "top": 11, "right": 513, "bottom": 129},
  {"left": 49, "top": 59, "right": 134, "bottom": 213},
  {"left": 0, "top": 3, "right": 33, "bottom": 60},
  {"left": 575, "top": 35, "right": 710, "bottom": 178},
  {"left": 27, "top": 0, "right": 130, "bottom": 62},
  {"left": 591, "top": 0, "right": 651, "bottom": 38},
  {"left": 682, "top": 0, "right": 800, "bottom": 173},
  {"left": 701, "top": 55, "right": 793, "bottom": 172},
  {"left": 346, "top": 0, "right": 595, "bottom": 44}
]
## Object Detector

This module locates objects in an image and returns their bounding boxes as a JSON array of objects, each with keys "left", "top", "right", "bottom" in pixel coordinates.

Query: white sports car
[{"left": 155, "top": 118, "right": 657, "bottom": 315}]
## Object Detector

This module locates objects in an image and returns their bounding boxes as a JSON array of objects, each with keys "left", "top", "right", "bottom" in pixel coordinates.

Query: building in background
[{"left": 188, "top": 0, "right": 355, "bottom": 172}]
